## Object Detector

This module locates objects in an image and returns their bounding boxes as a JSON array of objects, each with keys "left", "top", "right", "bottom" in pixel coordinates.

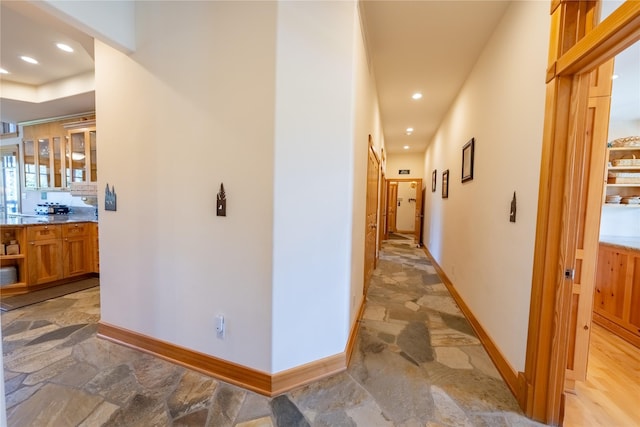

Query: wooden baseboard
[
  {"left": 422, "top": 247, "right": 520, "bottom": 398},
  {"left": 592, "top": 311, "right": 640, "bottom": 348},
  {"left": 98, "top": 301, "right": 368, "bottom": 397},
  {"left": 98, "top": 322, "right": 273, "bottom": 395}
]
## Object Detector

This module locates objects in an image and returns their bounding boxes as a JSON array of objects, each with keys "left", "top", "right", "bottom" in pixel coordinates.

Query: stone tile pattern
[{"left": 2, "top": 241, "right": 544, "bottom": 426}]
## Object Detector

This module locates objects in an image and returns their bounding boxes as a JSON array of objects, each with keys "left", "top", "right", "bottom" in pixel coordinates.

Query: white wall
[
  {"left": 386, "top": 152, "right": 424, "bottom": 179},
  {"left": 96, "top": 1, "right": 277, "bottom": 372},
  {"left": 350, "top": 3, "right": 385, "bottom": 326},
  {"left": 272, "top": 1, "right": 358, "bottom": 372},
  {"left": 422, "top": 1, "right": 548, "bottom": 372}
]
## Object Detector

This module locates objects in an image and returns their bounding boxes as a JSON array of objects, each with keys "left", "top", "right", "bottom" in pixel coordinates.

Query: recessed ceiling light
[
  {"left": 612, "top": 74, "right": 619, "bottom": 80},
  {"left": 0, "top": 68, "right": 8, "bottom": 74},
  {"left": 406, "top": 127, "right": 414, "bottom": 132},
  {"left": 412, "top": 93, "right": 423, "bottom": 100},
  {"left": 403, "top": 145, "right": 410, "bottom": 150},
  {"left": 21, "top": 56, "right": 38, "bottom": 64},
  {"left": 56, "top": 43, "right": 74, "bottom": 53}
]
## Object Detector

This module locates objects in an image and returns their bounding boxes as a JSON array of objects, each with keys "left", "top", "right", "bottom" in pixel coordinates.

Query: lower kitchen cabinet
[
  {"left": 26, "top": 222, "right": 96, "bottom": 287},
  {"left": 62, "top": 223, "right": 92, "bottom": 277},
  {"left": 27, "top": 225, "right": 63, "bottom": 286}
]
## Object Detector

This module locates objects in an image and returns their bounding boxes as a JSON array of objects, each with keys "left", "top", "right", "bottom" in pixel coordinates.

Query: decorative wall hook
[
  {"left": 217, "top": 183, "right": 226, "bottom": 217},
  {"left": 105, "top": 183, "right": 117, "bottom": 211}
]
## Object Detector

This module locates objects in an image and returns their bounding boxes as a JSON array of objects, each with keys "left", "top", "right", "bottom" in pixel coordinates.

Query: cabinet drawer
[
  {"left": 62, "top": 222, "right": 91, "bottom": 238},
  {"left": 27, "top": 225, "right": 61, "bottom": 241}
]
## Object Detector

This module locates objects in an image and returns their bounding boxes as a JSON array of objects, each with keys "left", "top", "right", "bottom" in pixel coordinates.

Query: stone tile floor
[{"left": 2, "top": 239, "right": 544, "bottom": 426}]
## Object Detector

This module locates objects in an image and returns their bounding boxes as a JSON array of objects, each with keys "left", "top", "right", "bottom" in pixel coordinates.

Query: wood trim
[
  {"left": 98, "top": 302, "right": 368, "bottom": 397},
  {"left": 98, "top": 322, "right": 273, "bottom": 396},
  {"left": 592, "top": 311, "right": 640, "bottom": 348},
  {"left": 422, "top": 247, "right": 520, "bottom": 398},
  {"left": 556, "top": 2, "right": 640, "bottom": 76},
  {"left": 346, "top": 297, "right": 366, "bottom": 366},
  {"left": 271, "top": 353, "right": 345, "bottom": 396}
]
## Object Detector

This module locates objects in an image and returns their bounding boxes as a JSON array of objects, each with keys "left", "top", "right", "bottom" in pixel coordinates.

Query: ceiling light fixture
[
  {"left": 0, "top": 68, "right": 8, "bottom": 74},
  {"left": 412, "top": 93, "right": 423, "bottom": 100},
  {"left": 56, "top": 43, "right": 74, "bottom": 53},
  {"left": 21, "top": 56, "right": 38, "bottom": 64},
  {"left": 403, "top": 145, "right": 410, "bottom": 150},
  {"left": 406, "top": 127, "right": 414, "bottom": 132}
]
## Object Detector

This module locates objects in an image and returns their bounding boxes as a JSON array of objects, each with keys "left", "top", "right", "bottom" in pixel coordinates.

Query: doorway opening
[{"left": 384, "top": 178, "right": 423, "bottom": 247}]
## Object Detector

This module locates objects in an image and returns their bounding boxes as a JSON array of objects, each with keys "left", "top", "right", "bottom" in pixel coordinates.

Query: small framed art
[
  {"left": 432, "top": 169, "right": 437, "bottom": 192},
  {"left": 442, "top": 169, "right": 449, "bottom": 199},
  {"left": 462, "top": 137, "right": 475, "bottom": 182}
]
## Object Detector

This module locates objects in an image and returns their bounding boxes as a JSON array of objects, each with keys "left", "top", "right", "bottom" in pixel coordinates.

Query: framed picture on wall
[
  {"left": 462, "top": 137, "right": 475, "bottom": 182},
  {"left": 432, "top": 169, "right": 437, "bottom": 192},
  {"left": 442, "top": 169, "right": 449, "bottom": 199}
]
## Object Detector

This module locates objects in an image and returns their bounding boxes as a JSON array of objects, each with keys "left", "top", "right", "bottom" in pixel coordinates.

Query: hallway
[{"left": 3, "top": 239, "right": 540, "bottom": 426}]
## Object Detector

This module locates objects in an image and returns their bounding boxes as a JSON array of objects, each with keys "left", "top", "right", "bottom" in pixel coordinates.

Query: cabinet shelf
[
  {"left": 0, "top": 254, "right": 25, "bottom": 260},
  {"left": 609, "top": 146, "right": 640, "bottom": 151},
  {"left": 608, "top": 166, "right": 640, "bottom": 171},
  {"left": 606, "top": 183, "right": 640, "bottom": 187}
]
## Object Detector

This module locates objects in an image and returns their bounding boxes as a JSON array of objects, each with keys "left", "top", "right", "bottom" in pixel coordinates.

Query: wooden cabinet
[
  {"left": 62, "top": 223, "right": 92, "bottom": 277},
  {"left": 604, "top": 146, "right": 640, "bottom": 206},
  {"left": 91, "top": 222, "right": 99, "bottom": 273},
  {"left": 22, "top": 115, "right": 96, "bottom": 190},
  {"left": 27, "top": 225, "right": 63, "bottom": 285},
  {"left": 0, "top": 226, "right": 28, "bottom": 295},
  {"left": 25, "top": 222, "right": 96, "bottom": 287},
  {"left": 593, "top": 242, "right": 640, "bottom": 348}
]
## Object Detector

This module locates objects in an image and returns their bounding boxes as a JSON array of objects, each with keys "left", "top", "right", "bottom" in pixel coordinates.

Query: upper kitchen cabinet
[{"left": 21, "top": 115, "right": 96, "bottom": 190}]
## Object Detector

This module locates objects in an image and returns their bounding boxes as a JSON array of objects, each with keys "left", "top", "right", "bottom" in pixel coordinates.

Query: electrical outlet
[{"left": 216, "top": 315, "right": 225, "bottom": 339}]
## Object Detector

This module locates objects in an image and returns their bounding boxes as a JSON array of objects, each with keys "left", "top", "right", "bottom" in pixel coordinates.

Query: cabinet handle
[{"left": 30, "top": 242, "right": 35, "bottom": 245}]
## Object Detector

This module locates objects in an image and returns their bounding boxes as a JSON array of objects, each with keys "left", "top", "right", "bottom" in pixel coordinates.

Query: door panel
[
  {"left": 364, "top": 143, "right": 380, "bottom": 291},
  {"left": 414, "top": 180, "right": 423, "bottom": 246},
  {"left": 387, "top": 184, "right": 397, "bottom": 234},
  {"left": 564, "top": 60, "right": 612, "bottom": 390}
]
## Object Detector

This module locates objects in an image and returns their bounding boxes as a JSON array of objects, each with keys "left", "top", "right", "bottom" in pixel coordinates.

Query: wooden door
[
  {"left": 387, "top": 183, "right": 398, "bottom": 234},
  {"left": 378, "top": 173, "right": 386, "bottom": 251},
  {"left": 564, "top": 60, "right": 613, "bottom": 390},
  {"left": 364, "top": 142, "right": 380, "bottom": 291},
  {"left": 413, "top": 180, "right": 423, "bottom": 246},
  {"left": 28, "top": 240, "right": 63, "bottom": 285}
]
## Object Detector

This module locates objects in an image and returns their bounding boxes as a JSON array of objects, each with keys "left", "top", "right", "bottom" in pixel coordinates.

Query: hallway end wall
[{"left": 422, "top": 1, "right": 549, "bottom": 372}]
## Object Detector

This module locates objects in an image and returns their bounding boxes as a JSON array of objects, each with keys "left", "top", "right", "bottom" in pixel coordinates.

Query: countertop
[
  {"left": 599, "top": 235, "right": 640, "bottom": 251},
  {"left": 0, "top": 213, "right": 98, "bottom": 226}
]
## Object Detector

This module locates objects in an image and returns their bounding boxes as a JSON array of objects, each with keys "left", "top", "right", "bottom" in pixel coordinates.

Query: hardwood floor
[{"left": 564, "top": 323, "right": 640, "bottom": 427}]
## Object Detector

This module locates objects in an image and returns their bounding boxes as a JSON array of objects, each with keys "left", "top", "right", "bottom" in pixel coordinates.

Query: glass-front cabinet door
[
  {"left": 22, "top": 118, "right": 96, "bottom": 190},
  {"left": 23, "top": 140, "right": 37, "bottom": 189},
  {"left": 67, "top": 130, "right": 87, "bottom": 183},
  {"left": 37, "top": 138, "right": 51, "bottom": 188}
]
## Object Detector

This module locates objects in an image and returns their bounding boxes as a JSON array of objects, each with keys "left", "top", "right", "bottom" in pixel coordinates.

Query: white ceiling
[{"left": 1, "top": 1, "right": 638, "bottom": 151}]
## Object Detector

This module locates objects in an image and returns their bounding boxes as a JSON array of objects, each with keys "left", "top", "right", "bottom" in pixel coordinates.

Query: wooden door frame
[
  {"left": 523, "top": 1, "right": 640, "bottom": 425},
  {"left": 384, "top": 178, "right": 422, "bottom": 242}
]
